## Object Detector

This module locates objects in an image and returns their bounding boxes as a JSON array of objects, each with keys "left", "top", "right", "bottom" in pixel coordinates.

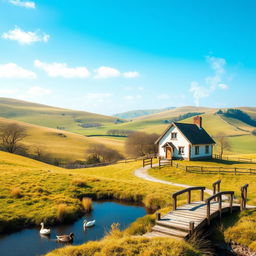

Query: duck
[
  {"left": 56, "top": 232, "right": 74, "bottom": 243},
  {"left": 83, "top": 219, "right": 96, "bottom": 228},
  {"left": 40, "top": 222, "right": 51, "bottom": 235}
]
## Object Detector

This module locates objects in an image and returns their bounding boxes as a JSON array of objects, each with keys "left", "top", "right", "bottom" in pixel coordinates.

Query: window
[
  {"left": 195, "top": 146, "right": 199, "bottom": 155},
  {"left": 178, "top": 146, "right": 184, "bottom": 155},
  {"left": 171, "top": 132, "right": 177, "bottom": 139},
  {"left": 205, "top": 145, "right": 209, "bottom": 154}
]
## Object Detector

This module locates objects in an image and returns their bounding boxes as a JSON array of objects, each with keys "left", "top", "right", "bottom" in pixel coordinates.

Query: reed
[{"left": 81, "top": 197, "right": 92, "bottom": 213}]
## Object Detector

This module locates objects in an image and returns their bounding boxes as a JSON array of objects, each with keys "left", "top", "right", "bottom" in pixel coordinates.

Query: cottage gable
[{"left": 156, "top": 116, "right": 215, "bottom": 160}]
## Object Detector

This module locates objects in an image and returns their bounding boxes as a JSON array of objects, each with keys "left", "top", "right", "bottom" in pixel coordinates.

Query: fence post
[
  {"left": 189, "top": 221, "right": 195, "bottom": 236},
  {"left": 206, "top": 201, "right": 210, "bottom": 225},
  {"left": 143, "top": 159, "right": 145, "bottom": 168},
  {"left": 156, "top": 212, "right": 161, "bottom": 221},
  {"left": 150, "top": 158, "right": 152, "bottom": 168},
  {"left": 188, "top": 190, "right": 191, "bottom": 204},
  {"left": 173, "top": 196, "right": 177, "bottom": 211},
  {"left": 218, "top": 194, "right": 222, "bottom": 221},
  {"left": 185, "top": 166, "right": 188, "bottom": 172},
  {"left": 234, "top": 168, "right": 237, "bottom": 175}
]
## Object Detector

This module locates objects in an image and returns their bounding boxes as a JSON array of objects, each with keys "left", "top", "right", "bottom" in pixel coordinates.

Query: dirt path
[{"left": 134, "top": 164, "right": 214, "bottom": 196}]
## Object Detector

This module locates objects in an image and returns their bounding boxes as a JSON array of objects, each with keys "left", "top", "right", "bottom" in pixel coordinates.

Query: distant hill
[
  {"left": 0, "top": 98, "right": 118, "bottom": 134},
  {"left": 113, "top": 107, "right": 175, "bottom": 119}
]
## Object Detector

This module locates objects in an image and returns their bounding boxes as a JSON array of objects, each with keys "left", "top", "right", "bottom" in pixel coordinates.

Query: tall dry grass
[{"left": 81, "top": 197, "right": 92, "bottom": 213}]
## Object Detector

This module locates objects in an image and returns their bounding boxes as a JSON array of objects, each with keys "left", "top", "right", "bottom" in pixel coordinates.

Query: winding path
[{"left": 134, "top": 163, "right": 214, "bottom": 196}]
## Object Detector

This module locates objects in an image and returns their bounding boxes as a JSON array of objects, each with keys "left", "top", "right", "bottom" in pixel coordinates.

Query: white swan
[
  {"left": 40, "top": 222, "right": 51, "bottom": 235},
  {"left": 83, "top": 219, "right": 95, "bottom": 228}
]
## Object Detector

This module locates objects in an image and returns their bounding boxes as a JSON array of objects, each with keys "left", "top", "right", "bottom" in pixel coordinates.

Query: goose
[
  {"left": 56, "top": 232, "right": 74, "bottom": 243},
  {"left": 40, "top": 222, "right": 51, "bottom": 235},
  {"left": 83, "top": 219, "right": 96, "bottom": 228}
]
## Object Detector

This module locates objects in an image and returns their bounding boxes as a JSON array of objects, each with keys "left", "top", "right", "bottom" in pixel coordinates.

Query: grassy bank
[
  {"left": 0, "top": 151, "right": 181, "bottom": 234},
  {"left": 148, "top": 159, "right": 256, "bottom": 247},
  {"left": 46, "top": 223, "right": 200, "bottom": 256}
]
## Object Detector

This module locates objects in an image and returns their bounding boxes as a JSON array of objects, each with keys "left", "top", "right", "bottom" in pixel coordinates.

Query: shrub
[
  {"left": 10, "top": 187, "right": 22, "bottom": 198},
  {"left": 81, "top": 197, "right": 93, "bottom": 213},
  {"left": 252, "top": 129, "right": 256, "bottom": 136}
]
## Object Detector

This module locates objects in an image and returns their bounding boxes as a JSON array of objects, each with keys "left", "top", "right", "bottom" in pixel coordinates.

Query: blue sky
[{"left": 0, "top": 0, "right": 255, "bottom": 115}]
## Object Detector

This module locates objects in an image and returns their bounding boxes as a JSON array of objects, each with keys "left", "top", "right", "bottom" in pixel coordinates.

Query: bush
[
  {"left": 72, "top": 179, "right": 87, "bottom": 188},
  {"left": 252, "top": 129, "right": 256, "bottom": 136},
  {"left": 81, "top": 197, "right": 93, "bottom": 213},
  {"left": 10, "top": 187, "right": 22, "bottom": 198},
  {"left": 142, "top": 194, "right": 168, "bottom": 210}
]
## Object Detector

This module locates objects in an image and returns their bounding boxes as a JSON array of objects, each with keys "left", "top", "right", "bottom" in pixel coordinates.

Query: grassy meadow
[{"left": 0, "top": 151, "right": 183, "bottom": 234}]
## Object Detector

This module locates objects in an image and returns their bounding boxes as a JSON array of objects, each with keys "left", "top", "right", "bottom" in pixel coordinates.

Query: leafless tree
[
  {"left": 0, "top": 123, "right": 28, "bottom": 153},
  {"left": 215, "top": 132, "right": 231, "bottom": 159},
  {"left": 85, "top": 143, "right": 123, "bottom": 163},
  {"left": 125, "top": 132, "right": 159, "bottom": 157}
]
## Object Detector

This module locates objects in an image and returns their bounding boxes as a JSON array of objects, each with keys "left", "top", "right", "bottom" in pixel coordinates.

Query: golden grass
[
  {"left": 0, "top": 151, "right": 180, "bottom": 233},
  {"left": 81, "top": 197, "right": 92, "bottom": 213},
  {"left": 46, "top": 224, "right": 200, "bottom": 256},
  {"left": 10, "top": 187, "right": 22, "bottom": 198}
]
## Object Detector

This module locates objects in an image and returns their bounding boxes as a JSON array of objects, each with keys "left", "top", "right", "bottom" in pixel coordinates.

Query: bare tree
[
  {"left": 0, "top": 123, "right": 28, "bottom": 153},
  {"left": 125, "top": 132, "right": 159, "bottom": 157},
  {"left": 85, "top": 143, "right": 123, "bottom": 163},
  {"left": 215, "top": 132, "right": 231, "bottom": 159}
]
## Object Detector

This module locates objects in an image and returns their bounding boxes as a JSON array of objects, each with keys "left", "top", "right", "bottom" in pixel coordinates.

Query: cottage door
[{"left": 166, "top": 147, "right": 172, "bottom": 159}]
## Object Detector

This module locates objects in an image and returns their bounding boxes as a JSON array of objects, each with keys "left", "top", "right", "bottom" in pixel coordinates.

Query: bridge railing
[
  {"left": 205, "top": 191, "right": 234, "bottom": 225},
  {"left": 172, "top": 186, "right": 206, "bottom": 210}
]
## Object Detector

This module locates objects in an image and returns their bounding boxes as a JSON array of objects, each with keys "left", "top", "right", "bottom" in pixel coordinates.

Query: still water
[{"left": 0, "top": 201, "right": 147, "bottom": 256}]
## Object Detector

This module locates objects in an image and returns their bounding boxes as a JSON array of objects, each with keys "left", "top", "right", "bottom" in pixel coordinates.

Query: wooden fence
[
  {"left": 172, "top": 162, "right": 256, "bottom": 175},
  {"left": 213, "top": 154, "right": 256, "bottom": 163}
]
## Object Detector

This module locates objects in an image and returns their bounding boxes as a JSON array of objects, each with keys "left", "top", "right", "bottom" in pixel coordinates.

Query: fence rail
[
  {"left": 171, "top": 162, "right": 256, "bottom": 175},
  {"left": 213, "top": 154, "right": 256, "bottom": 163}
]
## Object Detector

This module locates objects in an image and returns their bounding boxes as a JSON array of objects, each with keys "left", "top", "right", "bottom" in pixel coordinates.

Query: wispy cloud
[
  {"left": 0, "top": 63, "right": 36, "bottom": 79},
  {"left": 2, "top": 27, "right": 49, "bottom": 45},
  {"left": 26, "top": 86, "right": 52, "bottom": 97},
  {"left": 9, "top": 0, "right": 36, "bottom": 9},
  {"left": 123, "top": 71, "right": 139, "bottom": 78},
  {"left": 123, "top": 94, "right": 142, "bottom": 101},
  {"left": 34, "top": 60, "right": 90, "bottom": 78},
  {"left": 94, "top": 66, "right": 139, "bottom": 79},
  {"left": 189, "top": 56, "right": 229, "bottom": 106},
  {"left": 84, "top": 93, "right": 112, "bottom": 102}
]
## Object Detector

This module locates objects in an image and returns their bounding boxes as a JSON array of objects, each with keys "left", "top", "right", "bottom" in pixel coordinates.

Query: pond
[{"left": 0, "top": 201, "right": 148, "bottom": 256}]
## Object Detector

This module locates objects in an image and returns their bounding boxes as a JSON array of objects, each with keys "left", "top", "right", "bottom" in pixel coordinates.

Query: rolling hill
[
  {"left": 0, "top": 97, "right": 255, "bottom": 155},
  {"left": 113, "top": 107, "right": 174, "bottom": 119},
  {"left": 0, "top": 117, "right": 125, "bottom": 163}
]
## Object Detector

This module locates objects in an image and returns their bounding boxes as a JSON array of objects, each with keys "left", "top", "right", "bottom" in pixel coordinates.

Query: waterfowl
[
  {"left": 56, "top": 232, "right": 74, "bottom": 243},
  {"left": 40, "top": 222, "right": 51, "bottom": 235},
  {"left": 83, "top": 219, "right": 96, "bottom": 228}
]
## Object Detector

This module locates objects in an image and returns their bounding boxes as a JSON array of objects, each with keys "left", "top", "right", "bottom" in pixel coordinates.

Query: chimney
[{"left": 194, "top": 116, "right": 202, "bottom": 128}]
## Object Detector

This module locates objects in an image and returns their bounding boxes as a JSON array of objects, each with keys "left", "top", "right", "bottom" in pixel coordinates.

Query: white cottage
[{"left": 155, "top": 116, "right": 215, "bottom": 160}]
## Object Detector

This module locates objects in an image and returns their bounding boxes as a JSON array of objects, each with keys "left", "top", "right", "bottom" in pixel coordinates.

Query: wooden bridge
[{"left": 145, "top": 181, "right": 249, "bottom": 239}]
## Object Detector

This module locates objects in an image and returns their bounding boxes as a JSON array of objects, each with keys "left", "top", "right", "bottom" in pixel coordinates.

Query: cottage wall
[
  {"left": 190, "top": 144, "right": 213, "bottom": 159},
  {"left": 158, "top": 126, "right": 190, "bottom": 159}
]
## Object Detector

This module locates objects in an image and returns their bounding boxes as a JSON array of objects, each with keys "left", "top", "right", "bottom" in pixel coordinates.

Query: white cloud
[
  {"left": 0, "top": 88, "right": 19, "bottom": 95},
  {"left": 218, "top": 83, "right": 228, "bottom": 90},
  {"left": 34, "top": 60, "right": 90, "bottom": 78},
  {"left": 189, "top": 56, "right": 229, "bottom": 106},
  {"left": 0, "top": 63, "right": 36, "bottom": 79},
  {"left": 157, "top": 94, "right": 170, "bottom": 100},
  {"left": 84, "top": 93, "right": 112, "bottom": 102},
  {"left": 94, "top": 66, "right": 140, "bottom": 79},
  {"left": 26, "top": 86, "right": 52, "bottom": 97},
  {"left": 2, "top": 27, "right": 49, "bottom": 45},
  {"left": 138, "top": 86, "right": 144, "bottom": 91},
  {"left": 9, "top": 0, "right": 35, "bottom": 8},
  {"left": 94, "top": 66, "right": 121, "bottom": 79},
  {"left": 124, "top": 94, "right": 142, "bottom": 101},
  {"left": 123, "top": 71, "right": 139, "bottom": 78}
]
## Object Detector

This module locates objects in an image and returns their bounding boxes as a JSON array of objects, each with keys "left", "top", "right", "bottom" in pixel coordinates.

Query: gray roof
[{"left": 156, "top": 122, "right": 215, "bottom": 145}]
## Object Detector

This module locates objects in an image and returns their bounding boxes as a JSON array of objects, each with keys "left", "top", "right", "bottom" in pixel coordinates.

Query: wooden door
[{"left": 166, "top": 147, "right": 172, "bottom": 159}]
